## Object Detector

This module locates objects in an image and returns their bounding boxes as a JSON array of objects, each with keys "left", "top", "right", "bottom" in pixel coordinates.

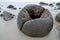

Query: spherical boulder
[
  {"left": 17, "top": 4, "right": 53, "bottom": 37},
  {"left": 55, "top": 12, "right": 60, "bottom": 23},
  {"left": 55, "top": 12, "right": 60, "bottom": 32}
]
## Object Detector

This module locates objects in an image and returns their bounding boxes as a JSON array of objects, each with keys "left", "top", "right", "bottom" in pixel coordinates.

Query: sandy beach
[{"left": 0, "top": 2, "right": 60, "bottom": 40}]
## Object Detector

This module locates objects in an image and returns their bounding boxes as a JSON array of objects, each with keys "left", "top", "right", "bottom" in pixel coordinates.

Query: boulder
[
  {"left": 55, "top": 12, "right": 60, "bottom": 37},
  {"left": 49, "top": 4, "right": 54, "bottom": 7},
  {"left": 19, "top": 8, "right": 21, "bottom": 9},
  {"left": 39, "top": 2, "right": 48, "bottom": 5},
  {"left": 17, "top": 4, "right": 53, "bottom": 37},
  {"left": 56, "top": 2, "right": 60, "bottom": 6},
  {"left": 2, "top": 11, "right": 15, "bottom": 21},
  {"left": 0, "top": 11, "right": 1, "bottom": 12},
  {"left": 0, "top": 8, "right": 1, "bottom": 12},
  {"left": 55, "top": 12, "right": 60, "bottom": 23},
  {"left": 7, "top": 5, "right": 17, "bottom": 10}
]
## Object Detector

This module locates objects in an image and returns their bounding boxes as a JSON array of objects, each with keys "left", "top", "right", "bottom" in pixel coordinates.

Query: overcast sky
[{"left": 0, "top": 0, "right": 60, "bottom": 3}]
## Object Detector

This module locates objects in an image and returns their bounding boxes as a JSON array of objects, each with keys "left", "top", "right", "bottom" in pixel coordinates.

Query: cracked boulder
[{"left": 17, "top": 4, "right": 53, "bottom": 37}]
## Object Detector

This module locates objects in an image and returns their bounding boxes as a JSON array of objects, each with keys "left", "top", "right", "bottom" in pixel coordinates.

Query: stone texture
[
  {"left": 17, "top": 4, "right": 53, "bottom": 37},
  {"left": 3, "top": 11, "right": 15, "bottom": 21}
]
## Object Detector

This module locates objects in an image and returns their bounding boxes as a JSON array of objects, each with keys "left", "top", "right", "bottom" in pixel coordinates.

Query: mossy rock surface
[{"left": 17, "top": 4, "right": 53, "bottom": 37}]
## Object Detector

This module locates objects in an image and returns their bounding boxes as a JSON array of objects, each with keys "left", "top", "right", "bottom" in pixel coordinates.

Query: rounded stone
[
  {"left": 55, "top": 12, "right": 60, "bottom": 23},
  {"left": 17, "top": 4, "right": 53, "bottom": 37}
]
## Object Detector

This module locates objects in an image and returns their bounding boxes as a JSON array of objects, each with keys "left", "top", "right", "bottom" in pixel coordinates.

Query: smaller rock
[
  {"left": 0, "top": 11, "right": 1, "bottom": 12},
  {"left": 0, "top": 8, "right": 1, "bottom": 12},
  {"left": 13, "top": 8, "right": 17, "bottom": 10},
  {"left": 56, "top": 2, "right": 60, "bottom": 6},
  {"left": 49, "top": 4, "right": 54, "bottom": 7},
  {"left": 7, "top": 5, "right": 17, "bottom": 10},
  {"left": 2, "top": 11, "right": 15, "bottom": 21},
  {"left": 0, "top": 14, "right": 3, "bottom": 16},
  {"left": 19, "top": 8, "right": 21, "bottom": 9},
  {"left": 39, "top": 2, "right": 48, "bottom": 5},
  {"left": 7, "top": 5, "right": 14, "bottom": 8},
  {"left": 56, "top": 6, "right": 60, "bottom": 10},
  {"left": 52, "top": 2, "right": 55, "bottom": 4}
]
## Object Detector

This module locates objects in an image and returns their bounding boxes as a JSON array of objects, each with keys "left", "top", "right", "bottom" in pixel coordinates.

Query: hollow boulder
[{"left": 17, "top": 4, "right": 53, "bottom": 37}]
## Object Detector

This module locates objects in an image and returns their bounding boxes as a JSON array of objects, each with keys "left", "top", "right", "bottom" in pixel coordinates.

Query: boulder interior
[{"left": 26, "top": 7, "right": 47, "bottom": 19}]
